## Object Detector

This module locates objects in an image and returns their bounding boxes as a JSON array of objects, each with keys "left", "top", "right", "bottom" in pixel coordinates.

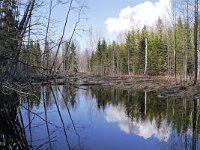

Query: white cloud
[
  {"left": 105, "top": 0, "right": 171, "bottom": 34},
  {"left": 105, "top": 105, "right": 171, "bottom": 142}
]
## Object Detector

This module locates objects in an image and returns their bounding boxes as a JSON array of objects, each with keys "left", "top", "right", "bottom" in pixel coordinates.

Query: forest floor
[{"left": 57, "top": 73, "right": 200, "bottom": 99}]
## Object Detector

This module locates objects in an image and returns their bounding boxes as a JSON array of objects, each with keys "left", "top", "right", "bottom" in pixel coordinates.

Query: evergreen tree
[
  {"left": 0, "top": 0, "right": 18, "bottom": 80},
  {"left": 62, "top": 40, "right": 78, "bottom": 73},
  {"left": 176, "top": 17, "right": 184, "bottom": 74},
  {"left": 63, "top": 41, "right": 70, "bottom": 71},
  {"left": 96, "top": 40, "right": 102, "bottom": 74},
  {"left": 88, "top": 16, "right": 198, "bottom": 80},
  {"left": 136, "top": 26, "right": 147, "bottom": 74},
  {"left": 69, "top": 41, "right": 78, "bottom": 73},
  {"left": 101, "top": 39, "right": 108, "bottom": 74},
  {"left": 155, "top": 18, "right": 167, "bottom": 74}
]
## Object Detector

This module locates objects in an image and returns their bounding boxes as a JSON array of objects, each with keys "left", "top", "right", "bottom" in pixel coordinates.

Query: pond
[{"left": 1, "top": 85, "right": 200, "bottom": 150}]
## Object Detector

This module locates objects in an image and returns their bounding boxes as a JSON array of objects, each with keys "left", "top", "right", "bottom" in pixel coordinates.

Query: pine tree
[
  {"left": 63, "top": 41, "right": 70, "bottom": 71},
  {"left": 137, "top": 26, "right": 147, "bottom": 74},
  {"left": 126, "top": 32, "right": 132, "bottom": 75},
  {"left": 126, "top": 30, "right": 137, "bottom": 75},
  {"left": 69, "top": 41, "right": 78, "bottom": 73},
  {"left": 96, "top": 40, "right": 102, "bottom": 74},
  {"left": 0, "top": 0, "right": 18, "bottom": 80},
  {"left": 176, "top": 17, "right": 184, "bottom": 74},
  {"left": 155, "top": 18, "right": 167, "bottom": 74},
  {"left": 101, "top": 39, "right": 108, "bottom": 74}
]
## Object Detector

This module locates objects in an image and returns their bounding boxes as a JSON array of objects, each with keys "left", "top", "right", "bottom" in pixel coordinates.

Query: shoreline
[
  {"left": 3, "top": 73, "right": 200, "bottom": 99},
  {"left": 73, "top": 74, "right": 200, "bottom": 99}
]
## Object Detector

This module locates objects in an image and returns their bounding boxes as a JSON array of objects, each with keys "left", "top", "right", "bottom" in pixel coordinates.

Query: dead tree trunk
[{"left": 194, "top": 0, "right": 198, "bottom": 85}]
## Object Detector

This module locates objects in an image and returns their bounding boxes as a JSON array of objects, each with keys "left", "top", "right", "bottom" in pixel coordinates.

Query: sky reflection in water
[{"left": 17, "top": 86, "right": 200, "bottom": 150}]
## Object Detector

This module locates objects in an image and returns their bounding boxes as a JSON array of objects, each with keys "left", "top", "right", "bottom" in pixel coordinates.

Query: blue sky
[
  {"left": 48, "top": 0, "right": 170, "bottom": 50},
  {"left": 81, "top": 0, "right": 170, "bottom": 48},
  {"left": 85, "top": 0, "right": 146, "bottom": 35}
]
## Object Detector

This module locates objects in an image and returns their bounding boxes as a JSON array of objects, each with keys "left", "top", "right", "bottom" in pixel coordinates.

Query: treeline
[
  {"left": 19, "top": 41, "right": 42, "bottom": 77},
  {"left": 88, "top": 17, "right": 194, "bottom": 79},
  {"left": 17, "top": 40, "right": 79, "bottom": 79}
]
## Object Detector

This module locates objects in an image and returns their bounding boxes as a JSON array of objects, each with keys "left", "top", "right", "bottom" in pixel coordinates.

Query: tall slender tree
[
  {"left": 173, "top": 0, "right": 177, "bottom": 81},
  {"left": 194, "top": 0, "right": 198, "bottom": 84}
]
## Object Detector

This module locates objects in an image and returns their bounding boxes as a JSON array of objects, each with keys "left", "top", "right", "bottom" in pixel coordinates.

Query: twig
[{"left": 2, "top": 85, "right": 39, "bottom": 100}]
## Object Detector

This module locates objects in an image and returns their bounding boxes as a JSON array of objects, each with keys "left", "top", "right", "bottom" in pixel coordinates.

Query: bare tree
[
  {"left": 144, "top": 38, "right": 148, "bottom": 75},
  {"left": 0, "top": 0, "right": 36, "bottom": 82},
  {"left": 173, "top": 0, "right": 177, "bottom": 82},
  {"left": 50, "top": 0, "right": 86, "bottom": 76},
  {"left": 194, "top": 0, "right": 198, "bottom": 84}
]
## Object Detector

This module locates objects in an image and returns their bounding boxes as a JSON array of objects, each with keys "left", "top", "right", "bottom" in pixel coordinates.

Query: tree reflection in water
[
  {"left": 1, "top": 85, "right": 200, "bottom": 149},
  {"left": 20, "top": 85, "right": 83, "bottom": 150},
  {"left": 0, "top": 91, "right": 28, "bottom": 149},
  {"left": 90, "top": 86, "right": 200, "bottom": 150}
]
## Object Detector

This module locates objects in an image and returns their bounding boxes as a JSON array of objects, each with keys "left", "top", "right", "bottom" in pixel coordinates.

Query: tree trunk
[
  {"left": 144, "top": 38, "right": 148, "bottom": 75},
  {"left": 173, "top": 0, "right": 177, "bottom": 82},
  {"left": 194, "top": 0, "right": 198, "bottom": 85},
  {"left": 128, "top": 48, "right": 130, "bottom": 75},
  {"left": 184, "top": 0, "right": 189, "bottom": 81}
]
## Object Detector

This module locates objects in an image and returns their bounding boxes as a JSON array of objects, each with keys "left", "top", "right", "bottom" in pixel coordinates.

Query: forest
[
  {"left": 0, "top": 0, "right": 199, "bottom": 87},
  {"left": 1, "top": 0, "right": 200, "bottom": 149},
  {"left": 86, "top": 2, "right": 198, "bottom": 85},
  {"left": 0, "top": 0, "right": 82, "bottom": 85}
]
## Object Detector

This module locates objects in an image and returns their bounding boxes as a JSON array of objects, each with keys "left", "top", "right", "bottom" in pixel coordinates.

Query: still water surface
[{"left": 1, "top": 85, "right": 200, "bottom": 150}]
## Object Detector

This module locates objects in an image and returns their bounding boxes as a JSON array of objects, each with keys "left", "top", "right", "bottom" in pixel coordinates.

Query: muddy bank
[
  {"left": 5, "top": 73, "right": 199, "bottom": 99},
  {"left": 72, "top": 74, "right": 200, "bottom": 99}
]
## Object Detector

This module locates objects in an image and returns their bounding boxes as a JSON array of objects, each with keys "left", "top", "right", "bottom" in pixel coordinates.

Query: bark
[
  {"left": 173, "top": 0, "right": 177, "bottom": 81},
  {"left": 144, "top": 38, "right": 148, "bottom": 75},
  {"left": 194, "top": 0, "right": 198, "bottom": 85}
]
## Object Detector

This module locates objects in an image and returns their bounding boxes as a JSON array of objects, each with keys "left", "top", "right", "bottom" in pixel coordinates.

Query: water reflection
[
  {"left": 1, "top": 85, "right": 200, "bottom": 149},
  {"left": 105, "top": 105, "right": 171, "bottom": 142},
  {"left": 0, "top": 91, "right": 28, "bottom": 149},
  {"left": 90, "top": 86, "right": 200, "bottom": 150}
]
